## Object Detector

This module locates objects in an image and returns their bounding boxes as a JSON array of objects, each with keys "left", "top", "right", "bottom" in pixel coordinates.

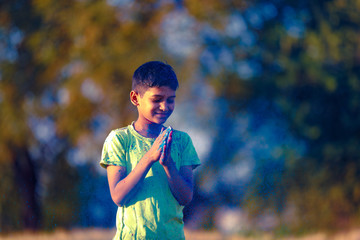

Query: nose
[{"left": 159, "top": 102, "right": 168, "bottom": 111}]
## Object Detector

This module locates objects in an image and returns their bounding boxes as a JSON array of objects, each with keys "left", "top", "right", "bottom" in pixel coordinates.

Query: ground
[{"left": 0, "top": 228, "right": 360, "bottom": 240}]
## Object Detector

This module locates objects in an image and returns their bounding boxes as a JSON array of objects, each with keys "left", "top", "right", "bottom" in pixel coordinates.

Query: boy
[{"left": 100, "top": 61, "right": 200, "bottom": 239}]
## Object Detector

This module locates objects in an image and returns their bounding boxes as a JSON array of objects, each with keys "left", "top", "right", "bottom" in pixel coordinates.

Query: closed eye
[
  {"left": 151, "top": 95, "right": 175, "bottom": 103},
  {"left": 167, "top": 97, "right": 175, "bottom": 104}
]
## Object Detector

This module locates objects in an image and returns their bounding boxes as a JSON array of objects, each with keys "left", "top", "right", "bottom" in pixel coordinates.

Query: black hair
[{"left": 132, "top": 61, "right": 179, "bottom": 95}]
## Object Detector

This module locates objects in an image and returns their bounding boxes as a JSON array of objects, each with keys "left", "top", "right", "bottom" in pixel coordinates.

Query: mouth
[{"left": 156, "top": 112, "right": 170, "bottom": 118}]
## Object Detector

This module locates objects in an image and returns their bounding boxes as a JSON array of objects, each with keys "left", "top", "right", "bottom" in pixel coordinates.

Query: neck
[{"left": 133, "top": 120, "right": 163, "bottom": 138}]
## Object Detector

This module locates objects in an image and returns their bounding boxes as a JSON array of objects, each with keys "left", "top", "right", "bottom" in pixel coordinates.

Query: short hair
[{"left": 132, "top": 61, "right": 179, "bottom": 95}]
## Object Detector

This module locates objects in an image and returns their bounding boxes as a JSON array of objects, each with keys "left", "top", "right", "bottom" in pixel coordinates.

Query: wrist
[
  {"left": 162, "top": 157, "right": 175, "bottom": 169},
  {"left": 143, "top": 152, "right": 156, "bottom": 165}
]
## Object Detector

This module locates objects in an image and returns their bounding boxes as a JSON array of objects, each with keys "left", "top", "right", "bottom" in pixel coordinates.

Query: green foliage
[
  {"left": 0, "top": 0, "right": 180, "bottom": 231},
  {"left": 187, "top": 0, "right": 360, "bottom": 232},
  {"left": 1, "top": 0, "right": 360, "bottom": 233},
  {"left": 258, "top": 0, "right": 360, "bottom": 231}
]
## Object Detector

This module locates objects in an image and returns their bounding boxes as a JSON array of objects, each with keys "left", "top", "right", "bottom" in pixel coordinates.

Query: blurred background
[{"left": 1, "top": 0, "right": 360, "bottom": 238}]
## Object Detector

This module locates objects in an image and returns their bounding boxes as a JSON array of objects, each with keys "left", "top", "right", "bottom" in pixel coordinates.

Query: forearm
[
  {"left": 109, "top": 155, "right": 154, "bottom": 206},
  {"left": 163, "top": 163, "right": 193, "bottom": 206}
]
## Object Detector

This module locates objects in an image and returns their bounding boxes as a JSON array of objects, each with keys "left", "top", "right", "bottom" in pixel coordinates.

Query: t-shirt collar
[{"left": 129, "top": 121, "right": 157, "bottom": 142}]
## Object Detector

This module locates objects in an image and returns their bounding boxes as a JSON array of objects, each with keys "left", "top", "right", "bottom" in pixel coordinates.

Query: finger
[
  {"left": 167, "top": 131, "right": 173, "bottom": 145},
  {"left": 158, "top": 140, "right": 166, "bottom": 151},
  {"left": 156, "top": 127, "right": 167, "bottom": 149},
  {"left": 158, "top": 127, "right": 168, "bottom": 140},
  {"left": 159, "top": 128, "right": 170, "bottom": 144},
  {"left": 159, "top": 145, "right": 166, "bottom": 164},
  {"left": 166, "top": 132, "right": 172, "bottom": 156},
  {"left": 159, "top": 127, "right": 166, "bottom": 137},
  {"left": 158, "top": 134, "right": 168, "bottom": 151}
]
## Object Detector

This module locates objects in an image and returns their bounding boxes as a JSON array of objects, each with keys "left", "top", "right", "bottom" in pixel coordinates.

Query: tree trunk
[{"left": 13, "top": 147, "right": 40, "bottom": 230}]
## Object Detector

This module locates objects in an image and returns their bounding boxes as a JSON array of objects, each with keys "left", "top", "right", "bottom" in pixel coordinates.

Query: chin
[
  {"left": 157, "top": 120, "right": 167, "bottom": 125},
  {"left": 155, "top": 118, "right": 168, "bottom": 125}
]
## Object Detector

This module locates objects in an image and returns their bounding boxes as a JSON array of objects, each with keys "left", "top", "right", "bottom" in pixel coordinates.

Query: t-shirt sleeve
[
  {"left": 100, "top": 130, "right": 127, "bottom": 169},
  {"left": 180, "top": 133, "right": 201, "bottom": 169}
]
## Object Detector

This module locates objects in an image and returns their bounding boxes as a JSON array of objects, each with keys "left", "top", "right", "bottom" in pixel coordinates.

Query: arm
[
  {"left": 163, "top": 163, "right": 194, "bottom": 206},
  {"left": 107, "top": 129, "right": 169, "bottom": 207},
  {"left": 160, "top": 133, "right": 194, "bottom": 206},
  {"left": 107, "top": 157, "right": 153, "bottom": 207}
]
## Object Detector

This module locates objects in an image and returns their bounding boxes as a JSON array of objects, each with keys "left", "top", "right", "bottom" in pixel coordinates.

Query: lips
[{"left": 156, "top": 112, "right": 170, "bottom": 118}]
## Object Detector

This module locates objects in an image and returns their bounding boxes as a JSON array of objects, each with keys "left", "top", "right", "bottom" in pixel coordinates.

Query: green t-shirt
[{"left": 100, "top": 123, "right": 200, "bottom": 240}]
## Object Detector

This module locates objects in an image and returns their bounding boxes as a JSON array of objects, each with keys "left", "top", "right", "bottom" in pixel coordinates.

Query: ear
[{"left": 130, "top": 90, "right": 140, "bottom": 106}]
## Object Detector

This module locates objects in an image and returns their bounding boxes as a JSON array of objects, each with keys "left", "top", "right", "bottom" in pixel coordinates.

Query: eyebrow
[{"left": 151, "top": 95, "right": 176, "bottom": 98}]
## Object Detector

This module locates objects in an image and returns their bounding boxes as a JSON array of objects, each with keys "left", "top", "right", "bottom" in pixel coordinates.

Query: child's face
[{"left": 134, "top": 86, "right": 176, "bottom": 125}]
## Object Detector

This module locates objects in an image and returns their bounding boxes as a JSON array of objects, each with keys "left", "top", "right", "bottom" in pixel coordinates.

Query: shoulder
[
  {"left": 111, "top": 126, "right": 132, "bottom": 137},
  {"left": 171, "top": 129, "right": 193, "bottom": 145},
  {"left": 172, "top": 129, "right": 189, "bottom": 138},
  {"left": 171, "top": 128, "right": 200, "bottom": 168},
  {"left": 105, "top": 126, "right": 133, "bottom": 144}
]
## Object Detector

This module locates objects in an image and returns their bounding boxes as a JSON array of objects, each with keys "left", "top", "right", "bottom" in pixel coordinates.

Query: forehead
[{"left": 143, "top": 86, "right": 176, "bottom": 97}]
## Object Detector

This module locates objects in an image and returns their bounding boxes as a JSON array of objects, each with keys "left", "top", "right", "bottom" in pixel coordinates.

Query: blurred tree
[
  {"left": 2, "top": 0, "right": 359, "bottom": 233},
  {"left": 246, "top": 0, "right": 360, "bottom": 230},
  {"left": 186, "top": 0, "right": 360, "bottom": 231},
  {"left": 0, "top": 0, "right": 184, "bottom": 231}
]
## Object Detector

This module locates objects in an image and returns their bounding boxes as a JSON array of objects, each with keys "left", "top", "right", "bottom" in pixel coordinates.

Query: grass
[{"left": 0, "top": 228, "right": 360, "bottom": 240}]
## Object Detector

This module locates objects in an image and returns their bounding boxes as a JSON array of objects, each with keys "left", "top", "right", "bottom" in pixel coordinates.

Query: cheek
[
  {"left": 150, "top": 103, "right": 159, "bottom": 111},
  {"left": 169, "top": 103, "right": 175, "bottom": 111}
]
